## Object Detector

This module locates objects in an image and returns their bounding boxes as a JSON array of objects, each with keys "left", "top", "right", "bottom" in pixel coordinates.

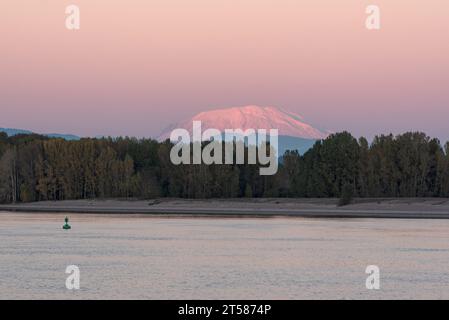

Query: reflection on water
[{"left": 1, "top": 212, "right": 449, "bottom": 299}]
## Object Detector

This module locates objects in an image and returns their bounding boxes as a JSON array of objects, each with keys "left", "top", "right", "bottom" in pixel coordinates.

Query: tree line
[{"left": 1, "top": 130, "right": 449, "bottom": 203}]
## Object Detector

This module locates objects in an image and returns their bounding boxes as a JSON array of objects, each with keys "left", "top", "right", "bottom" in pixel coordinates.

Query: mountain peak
[{"left": 158, "top": 105, "right": 328, "bottom": 141}]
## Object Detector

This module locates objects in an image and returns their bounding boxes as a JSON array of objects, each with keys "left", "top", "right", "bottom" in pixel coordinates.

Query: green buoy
[{"left": 63, "top": 216, "right": 71, "bottom": 230}]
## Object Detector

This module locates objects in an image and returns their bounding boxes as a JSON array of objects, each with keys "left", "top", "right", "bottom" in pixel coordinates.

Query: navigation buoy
[{"left": 63, "top": 216, "right": 71, "bottom": 230}]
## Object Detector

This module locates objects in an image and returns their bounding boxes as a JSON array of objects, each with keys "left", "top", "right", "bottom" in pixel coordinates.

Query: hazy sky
[{"left": 1, "top": 1, "right": 448, "bottom": 141}]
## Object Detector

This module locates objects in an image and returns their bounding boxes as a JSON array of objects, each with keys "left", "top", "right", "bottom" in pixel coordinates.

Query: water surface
[{"left": 1, "top": 212, "right": 449, "bottom": 299}]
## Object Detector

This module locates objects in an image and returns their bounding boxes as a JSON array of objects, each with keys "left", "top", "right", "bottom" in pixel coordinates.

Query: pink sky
[{"left": 1, "top": 0, "right": 448, "bottom": 140}]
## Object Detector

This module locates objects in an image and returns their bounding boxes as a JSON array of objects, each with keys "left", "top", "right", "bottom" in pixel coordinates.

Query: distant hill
[
  {"left": 44, "top": 133, "right": 80, "bottom": 141},
  {"left": 277, "top": 135, "right": 317, "bottom": 156},
  {"left": 0, "top": 128, "right": 80, "bottom": 141},
  {"left": 0, "top": 128, "right": 33, "bottom": 136}
]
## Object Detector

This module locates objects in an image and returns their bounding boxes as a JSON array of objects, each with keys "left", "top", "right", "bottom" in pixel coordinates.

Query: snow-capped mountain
[
  {"left": 157, "top": 105, "right": 328, "bottom": 155},
  {"left": 158, "top": 105, "right": 328, "bottom": 141}
]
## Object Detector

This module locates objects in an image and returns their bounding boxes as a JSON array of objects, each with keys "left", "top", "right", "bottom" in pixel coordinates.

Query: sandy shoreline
[{"left": 1, "top": 198, "right": 449, "bottom": 219}]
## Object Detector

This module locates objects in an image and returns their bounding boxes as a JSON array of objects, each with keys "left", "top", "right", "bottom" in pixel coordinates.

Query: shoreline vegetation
[
  {"left": 2, "top": 131, "right": 449, "bottom": 213},
  {"left": 1, "top": 198, "right": 449, "bottom": 219}
]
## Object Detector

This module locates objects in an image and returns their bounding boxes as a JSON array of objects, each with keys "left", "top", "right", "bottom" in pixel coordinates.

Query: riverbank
[{"left": 1, "top": 198, "right": 449, "bottom": 219}]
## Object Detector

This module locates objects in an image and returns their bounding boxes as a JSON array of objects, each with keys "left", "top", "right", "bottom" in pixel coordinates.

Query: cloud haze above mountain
[{"left": 0, "top": 0, "right": 448, "bottom": 140}]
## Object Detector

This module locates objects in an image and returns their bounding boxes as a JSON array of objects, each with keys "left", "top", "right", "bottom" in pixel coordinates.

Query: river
[{"left": 1, "top": 212, "right": 448, "bottom": 299}]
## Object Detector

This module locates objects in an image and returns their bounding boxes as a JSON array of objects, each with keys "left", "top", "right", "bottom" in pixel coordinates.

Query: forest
[{"left": 1, "top": 130, "right": 449, "bottom": 204}]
